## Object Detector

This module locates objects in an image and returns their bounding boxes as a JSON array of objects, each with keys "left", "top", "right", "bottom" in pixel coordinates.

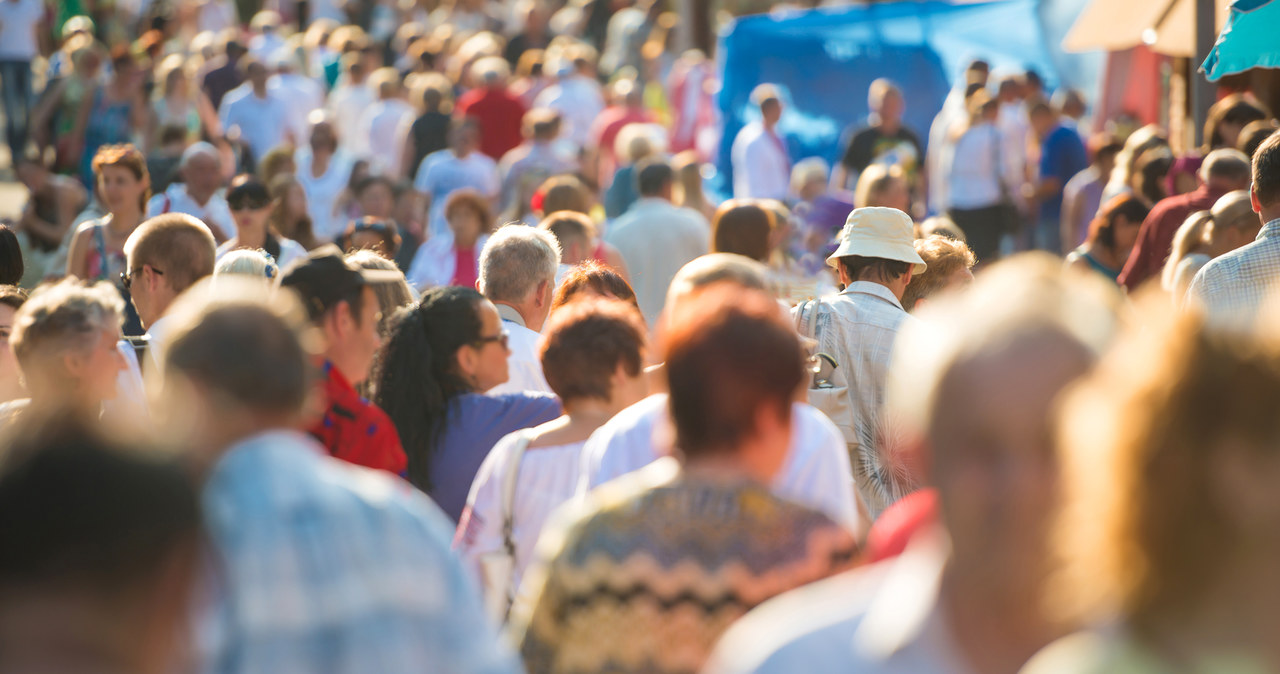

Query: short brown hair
[
  {"left": 551, "top": 259, "right": 637, "bottom": 312},
  {"left": 662, "top": 286, "right": 803, "bottom": 457},
  {"left": 444, "top": 189, "right": 494, "bottom": 235},
  {"left": 536, "top": 175, "right": 591, "bottom": 215},
  {"left": 1251, "top": 129, "right": 1280, "bottom": 208},
  {"left": 901, "top": 236, "right": 976, "bottom": 310},
  {"left": 125, "top": 214, "right": 217, "bottom": 294},
  {"left": 92, "top": 144, "right": 150, "bottom": 210},
  {"left": 538, "top": 210, "right": 594, "bottom": 255},
  {"left": 711, "top": 200, "right": 773, "bottom": 262},
  {"left": 539, "top": 298, "right": 646, "bottom": 403}
]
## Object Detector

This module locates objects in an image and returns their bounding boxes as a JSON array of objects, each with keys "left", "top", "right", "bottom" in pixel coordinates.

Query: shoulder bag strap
[{"left": 498, "top": 429, "right": 533, "bottom": 617}]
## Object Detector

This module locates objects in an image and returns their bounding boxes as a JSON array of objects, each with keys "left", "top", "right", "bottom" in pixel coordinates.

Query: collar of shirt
[
  {"left": 496, "top": 302, "right": 527, "bottom": 328},
  {"left": 322, "top": 360, "right": 359, "bottom": 400},
  {"left": 1259, "top": 218, "right": 1280, "bottom": 241},
  {"left": 838, "top": 281, "right": 906, "bottom": 311}
]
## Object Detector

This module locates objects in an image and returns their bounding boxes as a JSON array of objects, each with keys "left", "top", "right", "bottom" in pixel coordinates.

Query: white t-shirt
[
  {"left": 533, "top": 75, "right": 605, "bottom": 150},
  {"left": 413, "top": 151, "right": 499, "bottom": 238},
  {"left": 486, "top": 310, "right": 552, "bottom": 396},
  {"left": 269, "top": 74, "right": 324, "bottom": 147},
  {"left": 0, "top": 0, "right": 42, "bottom": 60},
  {"left": 578, "top": 394, "right": 863, "bottom": 535},
  {"left": 328, "top": 82, "right": 375, "bottom": 156},
  {"left": 295, "top": 148, "right": 353, "bottom": 243},
  {"left": 146, "top": 183, "right": 234, "bottom": 241},
  {"left": 359, "top": 99, "right": 416, "bottom": 177},
  {"left": 218, "top": 87, "right": 291, "bottom": 160},
  {"left": 456, "top": 434, "right": 585, "bottom": 609}
]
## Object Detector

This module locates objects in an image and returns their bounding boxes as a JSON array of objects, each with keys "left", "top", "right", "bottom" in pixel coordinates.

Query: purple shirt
[{"left": 429, "top": 392, "right": 561, "bottom": 522}]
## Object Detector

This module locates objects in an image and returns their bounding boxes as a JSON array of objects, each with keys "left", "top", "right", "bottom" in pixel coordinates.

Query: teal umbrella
[{"left": 1202, "top": 0, "right": 1280, "bottom": 81}]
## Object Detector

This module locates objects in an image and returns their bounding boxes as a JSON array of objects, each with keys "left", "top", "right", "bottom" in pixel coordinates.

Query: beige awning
[{"left": 1062, "top": 0, "right": 1230, "bottom": 57}]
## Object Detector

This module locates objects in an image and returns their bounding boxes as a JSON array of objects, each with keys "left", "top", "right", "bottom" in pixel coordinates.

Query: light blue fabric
[
  {"left": 198, "top": 429, "right": 521, "bottom": 674},
  {"left": 1203, "top": 0, "right": 1280, "bottom": 81}
]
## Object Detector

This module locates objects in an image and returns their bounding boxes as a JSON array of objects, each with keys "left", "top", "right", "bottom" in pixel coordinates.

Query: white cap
[{"left": 827, "top": 207, "right": 927, "bottom": 274}]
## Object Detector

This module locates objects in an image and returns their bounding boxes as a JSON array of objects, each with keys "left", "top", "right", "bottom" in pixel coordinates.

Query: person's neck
[
  {"left": 234, "top": 223, "right": 267, "bottom": 250},
  {"left": 879, "top": 118, "right": 901, "bottom": 134},
  {"left": 454, "top": 229, "right": 479, "bottom": 249},
  {"left": 533, "top": 400, "right": 620, "bottom": 446},
  {"left": 186, "top": 184, "right": 214, "bottom": 205},
  {"left": 1260, "top": 206, "right": 1280, "bottom": 226},
  {"left": 939, "top": 560, "right": 1060, "bottom": 674},
  {"left": 0, "top": 597, "right": 143, "bottom": 674},
  {"left": 496, "top": 300, "right": 538, "bottom": 331},
  {"left": 108, "top": 207, "right": 142, "bottom": 233},
  {"left": 1141, "top": 551, "right": 1280, "bottom": 671},
  {"left": 252, "top": 85, "right": 268, "bottom": 98},
  {"left": 682, "top": 454, "right": 766, "bottom": 485},
  {"left": 310, "top": 149, "right": 331, "bottom": 175}
]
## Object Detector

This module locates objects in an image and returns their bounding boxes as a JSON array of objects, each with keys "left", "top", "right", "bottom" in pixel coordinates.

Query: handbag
[{"left": 478, "top": 430, "right": 533, "bottom": 625}]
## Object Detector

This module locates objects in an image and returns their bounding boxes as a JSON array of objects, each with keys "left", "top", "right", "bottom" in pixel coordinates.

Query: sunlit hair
[
  {"left": 1049, "top": 301, "right": 1280, "bottom": 630},
  {"left": 1161, "top": 210, "right": 1213, "bottom": 293},
  {"left": 347, "top": 249, "right": 415, "bottom": 337},
  {"left": 711, "top": 200, "right": 774, "bottom": 263},
  {"left": 664, "top": 253, "right": 768, "bottom": 311},
  {"left": 662, "top": 286, "right": 802, "bottom": 458},
  {"left": 539, "top": 298, "right": 645, "bottom": 403},
  {"left": 901, "top": 235, "right": 976, "bottom": 311},
  {"left": 853, "top": 163, "right": 906, "bottom": 210},
  {"left": 1085, "top": 195, "right": 1150, "bottom": 253},
  {"left": 551, "top": 259, "right": 637, "bottom": 313},
  {"left": 214, "top": 248, "right": 278, "bottom": 283},
  {"left": 11, "top": 279, "right": 123, "bottom": 392}
]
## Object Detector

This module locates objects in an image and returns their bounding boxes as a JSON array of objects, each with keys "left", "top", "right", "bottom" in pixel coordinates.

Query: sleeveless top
[{"left": 84, "top": 216, "right": 128, "bottom": 283}]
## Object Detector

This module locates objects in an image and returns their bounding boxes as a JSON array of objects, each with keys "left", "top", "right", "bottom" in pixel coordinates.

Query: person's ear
[
  {"left": 537, "top": 279, "right": 552, "bottom": 308},
  {"left": 1252, "top": 187, "right": 1263, "bottom": 214},
  {"left": 455, "top": 343, "right": 478, "bottom": 380},
  {"left": 63, "top": 350, "right": 88, "bottom": 380}
]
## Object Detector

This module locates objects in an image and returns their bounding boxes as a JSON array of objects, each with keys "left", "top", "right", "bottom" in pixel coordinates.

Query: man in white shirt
[
  {"left": 730, "top": 84, "right": 791, "bottom": 201},
  {"left": 605, "top": 157, "right": 710, "bottom": 327},
  {"left": 478, "top": 225, "right": 560, "bottom": 396},
  {"left": 533, "top": 55, "right": 605, "bottom": 153},
  {"left": 704, "top": 257, "right": 1118, "bottom": 674},
  {"left": 578, "top": 253, "right": 863, "bottom": 533},
  {"left": 218, "top": 58, "right": 293, "bottom": 162},
  {"left": 0, "top": 0, "right": 44, "bottom": 162},
  {"left": 295, "top": 116, "right": 353, "bottom": 243},
  {"left": 145, "top": 142, "right": 233, "bottom": 242},
  {"left": 327, "top": 56, "right": 374, "bottom": 157},
  {"left": 414, "top": 117, "right": 499, "bottom": 238},
  {"left": 268, "top": 50, "right": 324, "bottom": 147},
  {"left": 108, "top": 214, "right": 218, "bottom": 423},
  {"left": 358, "top": 67, "right": 416, "bottom": 178}
]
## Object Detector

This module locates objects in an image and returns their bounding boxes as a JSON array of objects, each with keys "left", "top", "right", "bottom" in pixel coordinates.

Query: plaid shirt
[
  {"left": 197, "top": 430, "right": 520, "bottom": 674},
  {"left": 1187, "top": 218, "right": 1280, "bottom": 325},
  {"left": 804, "top": 282, "right": 917, "bottom": 521}
]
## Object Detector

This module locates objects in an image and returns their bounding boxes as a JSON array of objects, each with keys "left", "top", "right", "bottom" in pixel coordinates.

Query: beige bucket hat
[{"left": 827, "top": 207, "right": 927, "bottom": 274}]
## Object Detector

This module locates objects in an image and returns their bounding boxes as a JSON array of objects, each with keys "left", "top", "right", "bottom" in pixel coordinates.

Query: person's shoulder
[
  {"left": 704, "top": 564, "right": 887, "bottom": 673},
  {"left": 480, "top": 391, "right": 562, "bottom": 419}
]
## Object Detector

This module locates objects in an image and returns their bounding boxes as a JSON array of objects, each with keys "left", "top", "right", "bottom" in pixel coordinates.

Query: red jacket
[
  {"left": 310, "top": 361, "right": 407, "bottom": 476},
  {"left": 1118, "top": 185, "right": 1225, "bottom": 291}
]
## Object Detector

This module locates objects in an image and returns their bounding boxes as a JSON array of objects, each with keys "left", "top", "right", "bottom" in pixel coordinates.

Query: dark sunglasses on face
[
  {"left": 120, "top": 266, "right": 163, "bottom": 290},
  {"left": 229, "top": 197, "right": 270, "bottom": 211}
]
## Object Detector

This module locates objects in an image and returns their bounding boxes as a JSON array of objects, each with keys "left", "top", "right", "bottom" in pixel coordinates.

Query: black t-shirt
[
  {"left": 408, "top": 112, "right": 452, "bottom": 181},
  {"left": 840, "top": 124, "right": 924, "bottom": 178}
]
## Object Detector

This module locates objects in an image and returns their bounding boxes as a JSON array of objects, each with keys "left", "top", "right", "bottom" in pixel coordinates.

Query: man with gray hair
[
  {"left": 1119, "top": 147, "right": 1253, "bottom": 289},
  {"left": 479, "top": 223, "right": 560, "bottom": 395},
  {"left": 145, "top": 142, "right": 232, "bottom": 241}
]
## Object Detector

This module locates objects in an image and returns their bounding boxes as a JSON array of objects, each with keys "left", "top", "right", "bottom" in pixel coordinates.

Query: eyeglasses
[
  {"left": 120, "top": 266, "right": 163, "bottom": 290},
  {"left": 228, "top": 198, "right": 270, "bottom": 211},
  {"left": 473, "top": 330, "right": 509, "bottom": 350}
]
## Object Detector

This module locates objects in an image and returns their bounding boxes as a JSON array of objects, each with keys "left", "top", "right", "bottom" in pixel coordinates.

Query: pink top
[{"left": 451, "top": 246, "right": 478, "bottom": 289}]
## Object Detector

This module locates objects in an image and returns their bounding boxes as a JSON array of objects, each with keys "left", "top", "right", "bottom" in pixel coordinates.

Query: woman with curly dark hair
[{"left": 371, "top": 286, "right": 559, "bottom": 522}]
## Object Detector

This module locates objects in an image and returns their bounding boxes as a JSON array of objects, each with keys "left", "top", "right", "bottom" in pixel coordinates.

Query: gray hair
[
  {"left": 11, "top": 278, "right": 124, "bottom": 372},
  {"left": 478, "top": 224, "right": 561, "bottom": 303},
  {"left": 1200, "top": 147, "right": 1251, "bottom": 184},
  {"left": 214, "top": 248, "right": 279, "bottom": 282},
  {"left": 180, "top": 141, "right": 219, "bottom": 170}
]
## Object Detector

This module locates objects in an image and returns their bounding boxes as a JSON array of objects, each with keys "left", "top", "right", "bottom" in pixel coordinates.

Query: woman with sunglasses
[
  {"left": 372, "top": 285, "right": 560, "bottom": 523},
  {"left": 216, "top": 174, "right": 308, "bottom": 271}
]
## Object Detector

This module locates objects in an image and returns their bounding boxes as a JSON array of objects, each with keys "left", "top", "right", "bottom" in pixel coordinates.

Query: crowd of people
[{"left": 2, "top": 1, "right": 1280, "bottom": 673}]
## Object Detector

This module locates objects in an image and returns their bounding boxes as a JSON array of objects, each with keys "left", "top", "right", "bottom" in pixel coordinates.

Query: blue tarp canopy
[
  {"left": 1203, "top": 0, "right": 1280, "bottom": 81},
  {"left": 713, "top": 0, "right": 1099, "bottom": 196}
]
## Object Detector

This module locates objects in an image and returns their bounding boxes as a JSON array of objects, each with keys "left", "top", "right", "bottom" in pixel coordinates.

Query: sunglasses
[
  {"left": 229, "top": 198, "right": 270, "bottom": 211},
  {"left": 353, "top": 220, "right": 390, "bottom": 234},
  {"left": 120, "top": 265, "right": 163, "bottom": 290},
  {"left": 473, "top": 330, "right": 509, "bottom": 350}
]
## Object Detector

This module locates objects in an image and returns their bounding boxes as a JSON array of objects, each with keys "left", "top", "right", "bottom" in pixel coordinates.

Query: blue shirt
[
  {"left": 430, "top": 392, "right": 562, "bottom": 522},
  {"left": 198, "top": 430, "right": 520, "bottom": 674},
  {"left": 1039, "top": 124, "right": 1088, "bottom": 223}
]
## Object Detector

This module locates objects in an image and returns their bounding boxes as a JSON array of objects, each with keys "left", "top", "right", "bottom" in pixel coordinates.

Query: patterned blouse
[{"left": 511, "top": 459, "right": 860, "bottom": 674}]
